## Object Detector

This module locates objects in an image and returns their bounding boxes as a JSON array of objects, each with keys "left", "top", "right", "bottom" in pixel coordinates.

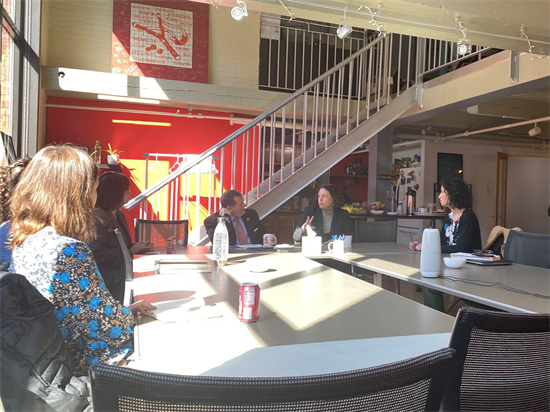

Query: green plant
[{"left": 107, "top": 144, "right": 122, "bottom": 156}]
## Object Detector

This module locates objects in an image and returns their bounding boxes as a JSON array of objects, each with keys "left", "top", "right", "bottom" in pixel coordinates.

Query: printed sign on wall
[{"left": 112, "top": 0, "right": 208, "bottom": 82}]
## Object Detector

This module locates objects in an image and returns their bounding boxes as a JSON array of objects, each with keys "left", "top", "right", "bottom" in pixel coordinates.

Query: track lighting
[
  {"left": 456, "top": 20, "right": 471, "bottom": 56},
  {"left": 528, "top": 123, "right": 541, "bottom": 137},
  {"left": 337, "top": 8, "right": 352, "bottom": 40},
  {"left": 231, "top": 0, "right": 248, "bottom": 21}
]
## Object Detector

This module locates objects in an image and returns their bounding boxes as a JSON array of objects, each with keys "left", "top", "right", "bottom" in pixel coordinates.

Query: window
[
  {"left": 1, "top": 0, "right": 40, "bottom": 157},
  {"left": 1, "top": 26, "right": 14, "bottom": 136}
]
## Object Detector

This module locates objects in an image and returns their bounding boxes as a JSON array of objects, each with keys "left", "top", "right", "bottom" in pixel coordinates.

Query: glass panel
[
  {"left": 2, "top": 0, "right": 18, "bottom": 26},
  {"left": 1, "top": 26, "right": 14, "bottom": 135}
]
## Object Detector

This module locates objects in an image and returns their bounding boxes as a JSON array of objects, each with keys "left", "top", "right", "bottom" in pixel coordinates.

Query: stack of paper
[{"left": 450, "top": 253, "right": 501, "bottom": 262}]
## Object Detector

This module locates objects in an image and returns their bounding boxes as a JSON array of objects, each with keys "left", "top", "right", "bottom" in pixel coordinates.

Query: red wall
[
  {"left": 46, "top": 97, "right": 254, "bottom": 239},
  {"left": 330, "top": 152, "right": 369, "bottom": 203}
]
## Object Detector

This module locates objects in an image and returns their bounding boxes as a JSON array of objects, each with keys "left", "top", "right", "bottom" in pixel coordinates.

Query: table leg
[{"left": 374, "top": 272, "right": 383, "bottom": 287}]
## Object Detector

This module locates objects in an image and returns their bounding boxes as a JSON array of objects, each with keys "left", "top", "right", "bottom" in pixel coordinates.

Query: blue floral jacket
[{"left": 10, "top": 226, "right": 135, "bottom": 376}]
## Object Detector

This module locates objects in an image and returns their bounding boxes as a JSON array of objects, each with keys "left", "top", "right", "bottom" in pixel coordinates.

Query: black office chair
[
  {"left": 503, "top": 230, "right": 550, "bottom": 268},
  {"left": 134, "top": 219, "right": 188, "bottom": 248},
  {"left": 90, "top": 348, "right": 454, "bottom": 412},
  {"left": 441, "top": 308, "right": 550, "bottom": 411},
  {"left": 355, "top": 220, "right": 397, "bottom": 243}
]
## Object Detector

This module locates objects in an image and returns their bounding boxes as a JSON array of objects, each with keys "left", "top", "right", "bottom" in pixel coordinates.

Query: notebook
[{"left": 466, "top": 259, "right": 513, "bottom": 266}]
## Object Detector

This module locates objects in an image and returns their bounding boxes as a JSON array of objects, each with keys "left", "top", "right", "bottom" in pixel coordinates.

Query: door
[{"left": 494, "top": 152, "right": 508, "bottom": 227}]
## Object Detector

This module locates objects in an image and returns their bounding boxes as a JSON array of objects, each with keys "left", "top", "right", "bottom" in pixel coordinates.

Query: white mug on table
[
  {"left": 263, "top": 233, "right": 277, "bottom": 247},
  {"left": 328, "top": 239, "right": 345, "bottom": 254}
]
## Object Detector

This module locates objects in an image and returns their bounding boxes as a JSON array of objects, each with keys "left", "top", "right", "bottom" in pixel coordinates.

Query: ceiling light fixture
[
  {"left": 231, "top": 0, "right": 248, "bottom": 21},
  {"left": 528, "top": 123, "right": 541, "bottom": 136},
  {"left": 112, "top": 119, "right": 171, "bottom": 127},
  {"left": 337, "top": 7, "right": 352, "bottom": 40},
  {"left": 98, "top": 95, "right": 160, "bottom": 104},
  {"left": 456, "top": 19, "right": 471, "bottom": 56}
]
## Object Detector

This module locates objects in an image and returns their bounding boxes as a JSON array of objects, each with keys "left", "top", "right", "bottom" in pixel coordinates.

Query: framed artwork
[{"left": 112, "top": 0, "right": 209, "bottom": 82}]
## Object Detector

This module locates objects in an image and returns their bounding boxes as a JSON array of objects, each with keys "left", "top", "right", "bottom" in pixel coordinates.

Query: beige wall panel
[
  {"left": 43, "top": 1, "right": 260, "bottom": 89},
  {"left": 208, "top": 7, "right": 260, "bottom": 89},
  {"left": 42, "top": 0, "right": 113, "bottom": 72}
]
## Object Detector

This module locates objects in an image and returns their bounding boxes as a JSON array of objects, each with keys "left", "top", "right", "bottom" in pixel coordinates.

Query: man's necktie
[{"left": 234, "top": 217, "right": 248, "bottom": 245}]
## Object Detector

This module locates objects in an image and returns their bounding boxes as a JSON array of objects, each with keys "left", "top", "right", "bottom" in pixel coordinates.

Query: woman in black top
[
  {"left": 293, "top": 184, "right": 354, "bottom": 243},
  {"left": 409, "top": 177, "right": 481, "bottom": 312},
  {"left": 90, "top": 172, "right": 152, "bottom": 302},
  {"left": 409, "top": 177, "right": 481, "bottom": 253}
]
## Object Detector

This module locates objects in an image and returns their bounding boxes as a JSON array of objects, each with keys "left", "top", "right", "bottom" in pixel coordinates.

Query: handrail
[{"left": 123, "top": 34, "right": 385, "bottom": 211}]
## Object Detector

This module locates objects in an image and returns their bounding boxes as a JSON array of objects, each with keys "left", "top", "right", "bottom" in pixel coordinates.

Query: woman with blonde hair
[{"left": 9, "top": 145, "right": 155, "bottom": 376}]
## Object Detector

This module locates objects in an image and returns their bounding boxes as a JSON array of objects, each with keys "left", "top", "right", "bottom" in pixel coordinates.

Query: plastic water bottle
[
  {"left": 213, "top": 217, "right": 229, "bottom": 266},
  {"left": 397, "top": 201, "right": 404, "bottom": 216}
]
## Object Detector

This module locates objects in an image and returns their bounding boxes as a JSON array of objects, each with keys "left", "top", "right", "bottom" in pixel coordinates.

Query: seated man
[{"left": 204, "top": 190, "right": 267, "bottom": 246}]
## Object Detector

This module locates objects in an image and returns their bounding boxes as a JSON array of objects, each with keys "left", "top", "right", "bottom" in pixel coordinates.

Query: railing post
[{"left": 416, "top": 37, "right": 426, "bottom": 109}]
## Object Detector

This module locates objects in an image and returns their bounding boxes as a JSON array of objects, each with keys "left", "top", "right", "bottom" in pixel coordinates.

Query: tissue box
[{"left": 302, "top": 236, "right": 322, "bottom": 256}]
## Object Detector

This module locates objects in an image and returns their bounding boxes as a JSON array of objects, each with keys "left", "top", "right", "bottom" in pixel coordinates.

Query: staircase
[{"left": 123, "top": 34, "right": 491, "bottom": 245}]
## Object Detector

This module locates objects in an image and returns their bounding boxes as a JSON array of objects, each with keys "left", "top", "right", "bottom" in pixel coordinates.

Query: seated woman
[
  {"left": 409, "top": 177, "right": 481, "bottom": 311},
  {"left": 0, "top": 158, "right": 31, "bottom": 267},
  {"left": 293, "top": 184, "right": 354, "bottom": 243},
  {"left": 90, "top": 172, "right": 152, "bottom": 302},
  {"left": 9, "top": 146, "right": 155, "bottom": 377}
]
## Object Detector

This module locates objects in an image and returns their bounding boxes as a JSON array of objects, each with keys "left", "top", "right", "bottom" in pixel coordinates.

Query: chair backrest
[
  {"left": 355, "top": 220, "right": 397, "bottom": 243},
  {"left": 503, "top": 230, "right": 550, "bottom": 268},
  {"left": 91, "top": 348, "right": 454, "bottom": 412},
  {"left": 134, "top": 219, "right": 188, "bottom": 247},
  {"left": 442, "top": 308, "right": 550, "bottom": 412},
  {"left": 114, "top": 228, "right": 134, "bottom": 281}
]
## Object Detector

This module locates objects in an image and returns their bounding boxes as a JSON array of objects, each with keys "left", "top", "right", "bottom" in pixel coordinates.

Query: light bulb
[{"left": 457, "top": 41, "right": 471, "bottom": 56}]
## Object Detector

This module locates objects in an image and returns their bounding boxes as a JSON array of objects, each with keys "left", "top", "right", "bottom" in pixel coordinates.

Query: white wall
[
  {"left": 506, "top": 156, "right": 550, "bottom": 235},
  {"left": 42, "top": 1, "right": 260, "bottom": 89},
  {"left": 208, "top": 8, "right": 260, "bottom": 89},
  {"left": 423, "top": 140, "right": 505, "bottom": 244}
]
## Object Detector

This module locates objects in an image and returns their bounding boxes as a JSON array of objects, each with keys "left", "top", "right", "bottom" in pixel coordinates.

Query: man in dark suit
[{"left": 204, "top": 190, "right": 267, "bottom": 246}]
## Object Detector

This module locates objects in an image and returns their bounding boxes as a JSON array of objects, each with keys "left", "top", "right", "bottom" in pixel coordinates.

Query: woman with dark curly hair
[
  {"left": 409, "top": 177, "right": 481, "bottom": 312},
  {"left": 409, "top": 177, "right": 481, "bottom": 253},
  {"left": 293, "top": 184, "right": 354, "bottom": 243}
]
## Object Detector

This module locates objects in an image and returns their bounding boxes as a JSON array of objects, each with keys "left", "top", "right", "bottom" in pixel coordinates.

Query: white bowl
[
  {"left": 248, "top": 257, "right": 272, "bottom": 272},
  {"left": 444, "top": 257, "right": 466, "bottom": 269}
]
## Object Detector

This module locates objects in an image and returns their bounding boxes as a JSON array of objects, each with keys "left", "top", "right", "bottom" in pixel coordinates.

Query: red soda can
[
  {"left": 166, "top": 236, "right": 176, "bottom": 254},
  {"left": 238, "top": 283, "right": 260, "bottom": 322}
]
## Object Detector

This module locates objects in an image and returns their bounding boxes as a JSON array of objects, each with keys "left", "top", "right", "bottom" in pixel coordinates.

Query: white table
[
  {"left": 342, "top": 252, "right": 550, "bottom": 314},
  {"left": 130, "top": 252, "right": 454, "bottom": 375}
]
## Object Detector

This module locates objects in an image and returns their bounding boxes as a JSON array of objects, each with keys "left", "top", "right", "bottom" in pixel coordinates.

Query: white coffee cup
[
  {"left": 263, "top": 233, "right": 277, "bottom": 247},
  {"left": 328, "top": 239, "right": 345, "bottom": 255},
  {"left": 418, "top": 207, "right": 427, "bottom": 214},
  {"left": 344, "top": 235, "right": 353, "bottom": 249}
]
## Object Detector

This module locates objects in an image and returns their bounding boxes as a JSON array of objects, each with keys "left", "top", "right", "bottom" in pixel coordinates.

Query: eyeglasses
[{"left": 473, "top": 249, "right": 494, "bottom": 257}]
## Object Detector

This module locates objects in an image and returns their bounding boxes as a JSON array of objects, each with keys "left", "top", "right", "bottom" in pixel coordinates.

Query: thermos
[
  {"left": 406, "top": 187, "right": 416, "bottom": 215},
  {"left": 420, "top": 228, "right": 441, "bottom": 277}
]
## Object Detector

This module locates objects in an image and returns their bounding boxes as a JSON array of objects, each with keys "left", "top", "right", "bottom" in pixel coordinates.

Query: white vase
[
  {"left": 107, "top": 154, "right": 119, "bottom": 165},
  {"left": 420, "top": 228, "right": 441, "bottom": 277}
]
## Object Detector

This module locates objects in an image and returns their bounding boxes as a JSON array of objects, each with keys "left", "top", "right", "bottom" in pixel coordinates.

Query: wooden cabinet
[{"left": 261, "top": 211, "right": 302, "bottom": 244}]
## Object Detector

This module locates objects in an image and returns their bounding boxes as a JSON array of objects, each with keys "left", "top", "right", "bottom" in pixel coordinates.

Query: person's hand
[
  {"left": 409, "top": 241, "right": 419, "bottom": 251},
  {"left": 219, "top": 207, "right": 231, "bottom": 217},
  {"left": 130, "top": 241, "right": 154, "bottom": 254},
  {"left": 129, "top": 300, "right": 157, "bottom": 317},
  {"left": 302, "top": 216, "right": 315, "bottom": 232}
]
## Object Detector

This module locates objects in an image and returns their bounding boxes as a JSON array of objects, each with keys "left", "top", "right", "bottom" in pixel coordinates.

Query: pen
[{"left": 410, "top": 234, "right": 414, "bottom": 243}]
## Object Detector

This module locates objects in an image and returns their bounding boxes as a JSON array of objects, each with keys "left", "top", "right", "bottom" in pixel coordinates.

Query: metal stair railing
[{"left": 124, "top": 33, "right": 412, "bottom": 214}]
